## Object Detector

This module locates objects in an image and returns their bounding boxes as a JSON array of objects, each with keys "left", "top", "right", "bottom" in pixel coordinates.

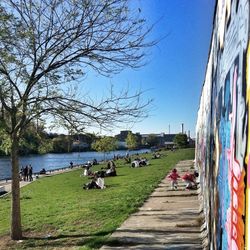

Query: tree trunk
[{"left": 10, "top": 134, "right": 22, "bottom": 240}]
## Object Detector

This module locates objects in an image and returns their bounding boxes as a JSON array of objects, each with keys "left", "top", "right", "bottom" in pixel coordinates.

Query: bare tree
[{"left": 0, "top": 0, "right": 155, "bottom": 240}]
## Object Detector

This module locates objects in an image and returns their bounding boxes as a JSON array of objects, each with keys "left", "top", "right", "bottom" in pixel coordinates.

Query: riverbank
[{"left": 0, "top": 148, "right": 150, "bottom": 181}]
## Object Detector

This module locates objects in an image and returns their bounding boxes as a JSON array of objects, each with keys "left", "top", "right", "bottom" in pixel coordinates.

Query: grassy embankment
[{"left": 0, "top": 148, "right": 194, "bottom": 249}]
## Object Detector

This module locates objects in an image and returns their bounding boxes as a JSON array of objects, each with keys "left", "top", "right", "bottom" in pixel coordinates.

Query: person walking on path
[
  {"left": 28, "top": 165, "right": 33, "bottom": 182},
  {"left": 23, "top": 165, "right": 28, "bottom": 181},
  {"left": 167, "top": 168, "right": 180, "bottom": 190}
]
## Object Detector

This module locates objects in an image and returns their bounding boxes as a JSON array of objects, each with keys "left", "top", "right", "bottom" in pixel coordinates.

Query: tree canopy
[
  {"left": 144, "top": 134, "right": 159, "bottom": 147},
  {"left": 92, "top": 136, "right": 118, "bottom": 153},
  {"left": 125, "top": 131, "right": 140, "bottom": 149},
  {"left": 173, "top": 133, "right": 188, "bottom": 148},
  {"left": 0, "top": 0, "right": 154, "bottom": 133}
]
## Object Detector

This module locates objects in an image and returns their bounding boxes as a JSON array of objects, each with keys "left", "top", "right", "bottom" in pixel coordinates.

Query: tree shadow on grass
[
  {"left": 23, "top": 230, "right": 111, "bottom": 240},
  {"left": 19, "top": 230, "right": 114, "bottom": 249}
]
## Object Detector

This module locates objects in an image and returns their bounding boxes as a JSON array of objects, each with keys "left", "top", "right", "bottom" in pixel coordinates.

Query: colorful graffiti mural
[
  {"left": 196, "top": 0, "right": 250, "bottom": 249},
  {"left": 246, "top": 42, "right": 250, "bottom": 250}
]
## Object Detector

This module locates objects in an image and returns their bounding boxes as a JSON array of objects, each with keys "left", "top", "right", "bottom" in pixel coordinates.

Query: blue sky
[{"left": 82, "top": 0, "right": 215, "bottom": 138}]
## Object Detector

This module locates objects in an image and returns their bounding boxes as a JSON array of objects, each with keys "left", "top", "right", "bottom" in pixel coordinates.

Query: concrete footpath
[{"left": 100, "top": 160, "right": 207, "bottom": 250}]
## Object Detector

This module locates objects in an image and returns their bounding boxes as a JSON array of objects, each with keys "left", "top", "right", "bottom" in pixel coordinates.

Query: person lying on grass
[{"left": 131, "top": 158, "right": 149, "bottom": 168}]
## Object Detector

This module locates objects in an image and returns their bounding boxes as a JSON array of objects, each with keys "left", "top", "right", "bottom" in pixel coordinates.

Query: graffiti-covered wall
[{"left": 195, "top": 0, "right": 250, "bottom": 249}]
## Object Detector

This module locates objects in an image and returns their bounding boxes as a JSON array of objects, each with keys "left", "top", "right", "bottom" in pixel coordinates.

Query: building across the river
[{"left": 115, "top": 130, "right": 194, "bottom": 149}]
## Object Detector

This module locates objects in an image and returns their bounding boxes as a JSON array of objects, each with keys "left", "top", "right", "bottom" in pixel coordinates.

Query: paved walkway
[
  {"left": 100, "top": 160, "right": 207, "bottom": 250},
  {"left": 0, "top": 179, "right": 29, "bottom": 193}
]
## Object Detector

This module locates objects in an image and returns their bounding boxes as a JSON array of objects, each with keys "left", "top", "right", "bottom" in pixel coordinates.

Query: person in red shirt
[
  {"left": 167, "top": 168, "right": 180, "bottom": 190},
  {"left": 182, "top": 170, "right": 199, "bottom": 189}
]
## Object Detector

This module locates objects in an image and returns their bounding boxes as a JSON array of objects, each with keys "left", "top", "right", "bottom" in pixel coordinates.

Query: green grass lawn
[{"left": 0, "top": 148, "right": 194, "bottom": 249}]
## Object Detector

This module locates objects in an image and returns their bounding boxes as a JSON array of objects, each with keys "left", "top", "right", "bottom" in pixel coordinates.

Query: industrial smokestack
[{"left": 181, "top": 123, "right": 184, "bottom": 134}]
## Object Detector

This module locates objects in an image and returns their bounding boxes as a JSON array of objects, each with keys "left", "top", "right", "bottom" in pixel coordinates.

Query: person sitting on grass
[
  {"left": 152, "top": 153, "right": 161, "bottom": 159},
  {"left": 92, "top": 158, "right": 98, "bottom": 165},
  {"left": 39, "top": 168, "right": 46, "bottom": 175},
  {"left": 105, "top": 160, "right": 117, "bottom": 176},
  {"left": 182, "top": 170, "right": 199, "bottom": 190},
  {"left": 124, "top": 156, "right": 131, "bottom": 164},
  {"left": 167, "top": 168, "right": 180, "bottom": 190},
  {"left": 83, "top": 165, "right": 93, "bottom": 176},
  {"left": 96, "top": 161, "right": 117, "bottom": 177},
  {"left": 83, "top": 174, "right": 105, "bottom": 190}
]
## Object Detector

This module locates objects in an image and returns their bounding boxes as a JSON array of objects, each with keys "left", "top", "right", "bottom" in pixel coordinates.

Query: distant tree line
[
  {"left": 0, "top": 126, "right": 190, "bottom": 157},
  {"left": 0, "top": 127, "right": 165, "bottom": 156},
  {"left": 0, "top": 123, "right": 98, "bottom": 156}
]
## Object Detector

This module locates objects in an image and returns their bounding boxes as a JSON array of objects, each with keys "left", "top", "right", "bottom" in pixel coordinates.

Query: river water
[{"left": 0, "top": 149, "right": 150, "bottom": 180}]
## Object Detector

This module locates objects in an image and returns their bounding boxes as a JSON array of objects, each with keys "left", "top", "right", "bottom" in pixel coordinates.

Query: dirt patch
[
  {"left": 0, "top": 229, "right": 58, "bottom": 250},
  {"left": 0, "top": 234, "right": 20, "bottom": 250}
]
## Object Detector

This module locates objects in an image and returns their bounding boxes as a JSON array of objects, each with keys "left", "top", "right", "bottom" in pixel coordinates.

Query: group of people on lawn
[
  {"left": 83, "top": 153, "right": 149, "bottom": 190},
  {"left": 83, "top": 160, "right": 117, "bottom": 189},
  {"left": 82, "top": 153, "right": 199, "bottom": 191}
]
